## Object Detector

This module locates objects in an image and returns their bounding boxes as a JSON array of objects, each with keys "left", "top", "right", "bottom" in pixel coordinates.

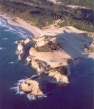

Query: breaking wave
[
  {"left": 14, "top": 41, "right": 18, "bottom": 44},
  {"left": 10, "top": 86, "right": 25, "bottom": 95},
  {"left": 0, "top": 17, "right": 32, "bottom": 38},
  {"left": 2, "top": 38, "right": 8, "bottom": 40},
  {"left": 0, "top": 47, "right": 3, "bottom": 50},
  {"left": 27, "top": 93, "right": 47, "bottom": 101},
  {"left": 0, "top": 47, "right": 6, "bottom": 51},
  {"left": 10, "top": 79, "right": 25, "bottom": 95},
  {"left": 8, "top": 61, "right": 18, "bottom": 64},
  {"left": 27, "top": 94, "right": 36, "bottom": 101}
]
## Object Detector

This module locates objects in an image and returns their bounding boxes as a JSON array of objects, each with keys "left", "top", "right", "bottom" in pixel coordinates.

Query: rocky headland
[{"left": 16, "top": 33, "right": 94, "bottom": 99}]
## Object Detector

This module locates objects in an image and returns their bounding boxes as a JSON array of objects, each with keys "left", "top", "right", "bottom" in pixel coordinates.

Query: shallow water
[{"left": 0, "top": 17, "right": 94, "bottom": 109}]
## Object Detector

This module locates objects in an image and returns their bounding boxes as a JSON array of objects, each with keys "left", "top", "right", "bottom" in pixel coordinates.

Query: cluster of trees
[
  {"left": 59, "top": 18, "right": 94, "bottom": 32},
  {"left": 36, "top": 41, "right": 61, "bottom": 52},
  {"left": 51, "top": 66, "right": 68, "bottom": 75},
  {"left": 0, "top": 0, "right": 94, "bottom": 32}
]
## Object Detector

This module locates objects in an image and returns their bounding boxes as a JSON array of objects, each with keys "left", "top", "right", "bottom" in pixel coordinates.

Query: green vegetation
[
  {"left": 0, "top": 0, "right": 94, "bottom": 32},
  {"left": 51, "top": 66, "right": 68, "bottom": 75},
  {"left": 36, "top": 41, "right": 61, "bottom": 52},
  {"left": 58, "top": 19, "right": 94, "bottom": 32}
]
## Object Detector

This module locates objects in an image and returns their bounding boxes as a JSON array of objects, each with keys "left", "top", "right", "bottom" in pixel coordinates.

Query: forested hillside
[{"left": 0, "top": 0, "right": 94, "bottom": 32}]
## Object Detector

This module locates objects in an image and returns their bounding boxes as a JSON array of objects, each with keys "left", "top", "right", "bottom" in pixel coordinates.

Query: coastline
[
  {"left": 0, "top": 12, "right": 94, "bottom": 59},
  {"left": 0, "top": 13, "right": 42, "bottom": 37},
  {"left": 0, "top": 12, "right": 86, "bottom": 37}
]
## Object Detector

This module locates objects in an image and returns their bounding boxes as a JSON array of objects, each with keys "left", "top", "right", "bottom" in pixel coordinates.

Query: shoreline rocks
[
  {"left": 19, "top": 70, "right": 69, "bottom": 98},
  {"left": 15, "top": 36, "right": 72, "bottom": 98},
  {"left": 16, "top": 38, "right": 34, "bottom": 60}
]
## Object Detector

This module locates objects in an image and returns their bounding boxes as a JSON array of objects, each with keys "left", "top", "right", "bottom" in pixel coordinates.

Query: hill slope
[{"left": 0, "top": 0, "right": 94, "bottom": 32}]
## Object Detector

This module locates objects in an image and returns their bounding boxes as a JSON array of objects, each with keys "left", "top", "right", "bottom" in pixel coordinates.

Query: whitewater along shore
[{"left": 0, "top": 12, "right": 42, "bottom": 37}]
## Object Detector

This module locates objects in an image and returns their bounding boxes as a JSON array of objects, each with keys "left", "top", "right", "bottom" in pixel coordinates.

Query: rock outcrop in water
[
  {"left": 16, "top": 38, "right": 34, "bottom": 60},
  {"left": 19, "top": 70, "right": 69, "bottom": 98},
  {"left": 15, "top": 29, "right": 94, "bottom": 99},
  {"left": 19, "top": 78, "right": 44, "bottom": 97},
  {"left": 16, "top": 40, "right": 25, "bottom": 60},
  {"left": 16, "top": 35, "right": 73, "bottom": 98}
]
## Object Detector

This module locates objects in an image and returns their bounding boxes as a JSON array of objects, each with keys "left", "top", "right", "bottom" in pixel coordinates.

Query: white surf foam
[
  {"left": 10, "top": 86, "right": 25, "bottom": 95},
  {"left": 0, "top": 17, "right": 6, "bottom": 26},
  {"left": 27, "top": 93, "right": 47, "bottom": 101},
  {"left": 2, "top": 38, "right": 8, "bottom": 40},
  {"left": 0, "top": 17, "right": 31, "bottom": 38},
  {"left": 37, "top": 95, "right": 47, "bottom": 99},
  {"left": 8, "top": 61, "right": 18, "bottom": 64},
  {"left": 0, "top": 47, "right": 6, "bottom": 51},
  {"left": 11, "top": 78, "right": 47, "bottom": 100},
  {"left": 0, "top": 47, "right": 3, "bottom": 50},
  {"left": 27, "top": 94, "right": 36, "bottom": 101},
  {"left": 10, "top": 79, "right": 26, "bottom": 95},
  {"left": 18, "top": 79, "right": 25, "bottom": 83},
  {"left": 9, "top": 62, "right": 14, "bottom": 64},
  {"left": 14, "top": 41, "right": 18, "bottom": 44}
]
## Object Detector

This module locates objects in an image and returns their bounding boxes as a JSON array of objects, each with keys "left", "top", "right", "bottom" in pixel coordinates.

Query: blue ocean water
[{"left": 0, "top": 17, "right": 94, "bottom": 109}]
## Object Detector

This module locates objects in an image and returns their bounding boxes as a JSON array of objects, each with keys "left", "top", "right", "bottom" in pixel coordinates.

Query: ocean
[{"left": 0, "top": 17, "right": 94, "bottom": 109}]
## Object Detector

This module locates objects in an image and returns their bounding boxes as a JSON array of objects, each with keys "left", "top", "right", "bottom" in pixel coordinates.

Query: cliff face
[
  {"left": 16, "top": 40, "right": 25, "bottom": 60},
  {"left": 16, "top": 38, "right": 34, "bottom": 60}
]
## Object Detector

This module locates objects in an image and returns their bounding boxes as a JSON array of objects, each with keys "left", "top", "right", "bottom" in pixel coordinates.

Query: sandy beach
[
  {"left": 0, "top": 12, "right": 94, "bottom": 59},
  {"left": 0, "top": 12, "right": 85, "bottom": 37},
  {"left": 0, "top": 13, "right": 42, "bottom": 37}
]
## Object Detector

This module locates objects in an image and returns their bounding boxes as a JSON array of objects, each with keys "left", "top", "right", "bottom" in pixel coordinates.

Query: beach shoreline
[
  {"left": 0, "top": 12, "right": 94, "bottom": 59},
  {"left": 0, "top": 12, "right": 42, "bottom": 37}
]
